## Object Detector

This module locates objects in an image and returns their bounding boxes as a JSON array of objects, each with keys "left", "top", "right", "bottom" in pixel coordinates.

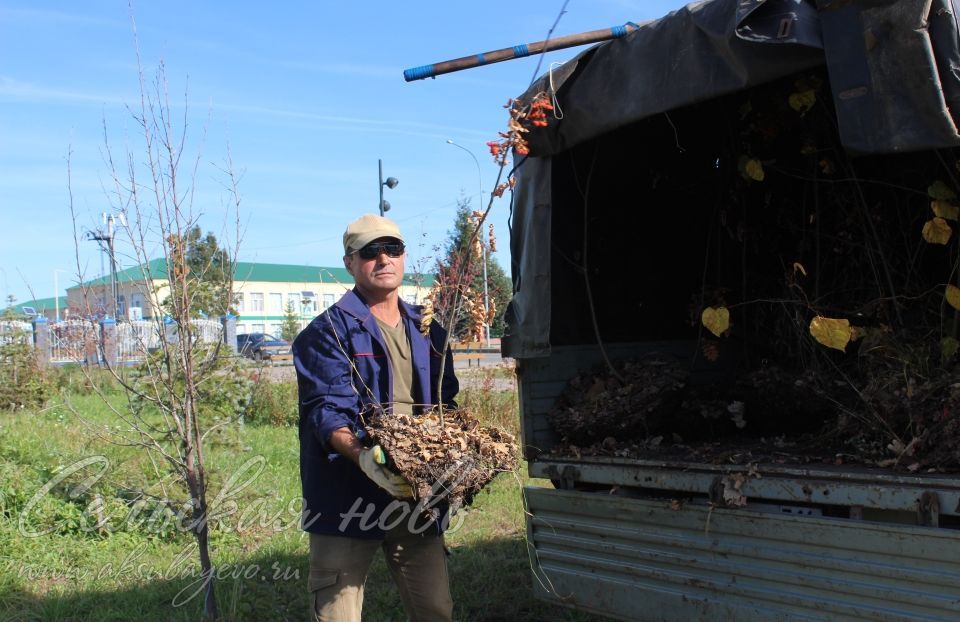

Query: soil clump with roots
[{"left": 366, "top": 408, "right": 519, "bottom": 513}]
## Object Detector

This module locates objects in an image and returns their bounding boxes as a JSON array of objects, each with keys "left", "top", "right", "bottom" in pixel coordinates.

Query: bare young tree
[{"left": 65, "top": 32, "right": 244, "bottom": 621}]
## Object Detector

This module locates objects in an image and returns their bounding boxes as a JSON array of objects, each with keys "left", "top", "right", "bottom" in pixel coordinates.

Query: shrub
[
  {"left": 459, "top": 368, "right": 519, "bottom": 436},
  {"left": 128, "top": 343, "right": 254, "bottom": 427},
  {"left": 245, "top": 378, "right": 298, "bottom": 426},
  {"left": 0, "top": 338, "right": 53, "bottom": 410},
  {"left": 52, "top": 364, "right": 120, "bottom": 396}
]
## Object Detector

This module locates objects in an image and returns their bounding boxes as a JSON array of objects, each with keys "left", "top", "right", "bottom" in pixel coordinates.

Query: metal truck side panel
[{"left": 526, "top": 487, "right": 960, "bottom": 621}]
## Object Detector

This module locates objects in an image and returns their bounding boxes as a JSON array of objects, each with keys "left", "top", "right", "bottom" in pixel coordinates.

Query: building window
[
  {"left": 117, "top": 295, "right": 126, "bottom": 315},
  {"left": 269, "top": 293, "right": 283, "bottom": 313},
  {"left": 236, "top": 323, "right": 247, "bottom": 334},
  {"left": 249, "top": 293, "right": 264, "bottom": 313},
  {"left": 323, "top": 293, "right": 335, "bottom": 310},
  {"left": 288, "top": 292, "right": 301, "bottom": 313},
  {"left": 233, "top": 293, "right": 244, "bottom": 313},
  {"left": 301, "top": 291, "right": 316, "bottom": 314},
  {"left": 270, "top": 323, "right": 282, "bottom": 337}
]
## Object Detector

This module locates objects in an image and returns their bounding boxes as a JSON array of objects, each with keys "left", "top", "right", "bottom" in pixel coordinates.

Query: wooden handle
[{"left": 403, "top": 23, "right": 638, "bottom": 82}]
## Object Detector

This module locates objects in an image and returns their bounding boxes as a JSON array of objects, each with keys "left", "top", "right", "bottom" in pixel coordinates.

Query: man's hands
[{"left": 358, "top": 446, "right": 413, "bottom": 498}]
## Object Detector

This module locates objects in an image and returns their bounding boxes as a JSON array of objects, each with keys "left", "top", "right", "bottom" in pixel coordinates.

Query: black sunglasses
[{"left": 355, "top": 241, "right": 405, "bottom": 260}]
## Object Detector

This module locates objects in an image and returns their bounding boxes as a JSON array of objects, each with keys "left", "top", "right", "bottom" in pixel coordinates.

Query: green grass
[{"left": 0, "top": 372, "right": 604, "bottom": 622}]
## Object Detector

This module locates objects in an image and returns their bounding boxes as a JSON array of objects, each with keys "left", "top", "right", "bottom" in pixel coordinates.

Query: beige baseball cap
[{"left": 342, "top": 214, "right": 404, "bottom": 255}]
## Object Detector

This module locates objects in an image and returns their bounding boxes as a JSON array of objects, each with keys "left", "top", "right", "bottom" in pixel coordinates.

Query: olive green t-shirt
[{"left": 375, "top": 316, "right": 415, "bottom": 416}]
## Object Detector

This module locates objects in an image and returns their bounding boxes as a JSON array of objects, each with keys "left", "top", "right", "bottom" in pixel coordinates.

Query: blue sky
[{"left": 0, "top": 0, "right": 684, "bottom": 307}]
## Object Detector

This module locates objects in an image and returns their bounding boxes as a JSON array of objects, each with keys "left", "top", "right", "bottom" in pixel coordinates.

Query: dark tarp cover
[{"left": 503, "top": 0, "right": 960, "bottom": 359}]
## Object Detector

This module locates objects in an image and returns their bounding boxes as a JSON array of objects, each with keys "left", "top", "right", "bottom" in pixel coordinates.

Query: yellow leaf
[
  {"left": 922, "top": 218, "right": 952, "bottom": 245},
  {"left": 928, "top": 180, "right": 957, "bottom": 200},
  {"left": 793, "top": 262, "right": 807, "bottom": 276},
  {"left": 947, "top": 285, "right": 960, "bottom": 311},
  {"left": 809, "top": 316, "right": 851, "bottom": 352},
  {"left": 745, "top": 159, "right": 765, "bottom": 182},
  {"left": 788, "top": 89, "right": 816, "bottom": 113},
  {"left": 931, "top": 200, "right": 960, "bottom": 221},
  {"left": 701, "top": 306, "right": 730, "bottom": 338}
]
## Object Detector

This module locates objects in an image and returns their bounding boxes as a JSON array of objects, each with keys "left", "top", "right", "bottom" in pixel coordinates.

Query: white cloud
[{"left": 0, "top": 76, "right": 129, "bottom": 106}]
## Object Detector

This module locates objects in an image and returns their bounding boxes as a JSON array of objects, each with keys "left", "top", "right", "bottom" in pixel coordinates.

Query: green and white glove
[{"left": 358, "top": 445, "right": 413, "bottom": 498}]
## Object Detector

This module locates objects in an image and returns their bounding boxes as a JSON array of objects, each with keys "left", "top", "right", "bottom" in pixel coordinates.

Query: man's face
[{"left": 343, "top": 237, "right": 406, "bottom": 296}]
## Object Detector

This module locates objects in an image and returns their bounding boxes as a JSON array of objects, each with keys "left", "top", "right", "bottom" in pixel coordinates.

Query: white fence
[
  {"left": 49, "top": 320, "right": 99, "bottom": 363},
  {"left": 116, "top": 320, "right": 161, "bottom": 362},
  {"left": 36, "top": 318, "right": 226, "bottom": 364},
  {"left": 0, "top": 320, "right": 33, "bottom": 346},
  {"left": 191, "top": 319, "right": 224, "bottom": 346}
]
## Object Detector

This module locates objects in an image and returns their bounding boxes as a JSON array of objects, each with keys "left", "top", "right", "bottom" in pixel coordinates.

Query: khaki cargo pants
[{"left": 308, "top": 525, "right": 453, "bottom": 622}]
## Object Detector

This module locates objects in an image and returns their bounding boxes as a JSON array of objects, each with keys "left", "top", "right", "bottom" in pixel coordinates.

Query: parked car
[{"left": 236, "top": 333, "right": 292, "bottom": 362}]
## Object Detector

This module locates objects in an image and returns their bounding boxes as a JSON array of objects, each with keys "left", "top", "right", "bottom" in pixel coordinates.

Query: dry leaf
[
  {"left": 793, "top": 262, "right": 807, "bottom": 276},
  {"left": 928, "top": 180, "right": 957, "bottom": 200},
  {"left": 809, "top": 316, "right": 852, "bottom": 352},
  {"left": 923, "top": 218, "right": 953, "bottom": 245},
  {"left": 701, "top": 306, "right": 730, "bottom": 338},
  {"left": 946, "top": 285, "right": 960, "bottom": 311},
  {"left": 745, "top": 159, "right": 765, "bottom": 182},
  {"left": 788, "top": 89, "right": 816, "bottom": 113},
  {"left": 931, "top": 200, "right": 960, "bottom": 221},
  {"left": 721, "top": 474, "right": 748, "bottom": 507}
]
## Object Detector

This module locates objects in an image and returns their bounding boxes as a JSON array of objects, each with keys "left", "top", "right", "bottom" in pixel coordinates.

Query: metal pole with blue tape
[{"left": 403, "top": 22, "right": 639, "bottom": 82}]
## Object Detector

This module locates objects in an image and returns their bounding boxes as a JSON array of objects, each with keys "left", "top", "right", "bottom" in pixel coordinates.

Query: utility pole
[{"left": 88, "top": 212, "right": 125, "bottom": 319}]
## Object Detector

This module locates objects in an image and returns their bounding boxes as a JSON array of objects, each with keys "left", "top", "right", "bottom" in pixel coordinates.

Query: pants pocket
[{"left": 308, "top": 568, "right": 339, "bottom": 593}]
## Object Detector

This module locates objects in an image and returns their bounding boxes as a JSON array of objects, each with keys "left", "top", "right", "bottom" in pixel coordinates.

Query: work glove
[{"left": 358, "top": 445, "right": 413, "bottom": 498}]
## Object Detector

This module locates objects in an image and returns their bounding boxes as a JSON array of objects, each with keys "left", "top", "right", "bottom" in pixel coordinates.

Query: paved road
[
  {"left": 452, "top": 350, "right": 508, "bottom": 370},
  {"left": 261, "top": 351, "right": 514, "bottom": 387}
]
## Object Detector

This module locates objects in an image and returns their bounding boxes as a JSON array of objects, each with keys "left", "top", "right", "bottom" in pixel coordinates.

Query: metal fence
[
  {"left": 0, "top": 320, "right": 33, "bottom": 346},
  {"left": 115, "top": 319, "right": 223, "bottom": 362},
  {"left": 190, "top": 319, "right": 223, "bottom": 345},
  {"left": 50, "top": 320, "right": 99, "bottom": 364},
  {"left": 29, "top": 318, "right": 226, "bottom": 365},
  {"left": 116, "top": 320, "right": 161, "bottom": 362}
]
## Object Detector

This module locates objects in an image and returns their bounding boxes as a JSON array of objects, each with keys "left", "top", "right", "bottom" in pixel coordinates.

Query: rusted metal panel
[{"left": 525, "top": 487, "right": 960, "bottom": 621}]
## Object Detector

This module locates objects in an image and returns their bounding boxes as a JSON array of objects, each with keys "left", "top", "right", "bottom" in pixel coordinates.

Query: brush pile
[
  {"left": 366, "top": 407, "right": 519, "bottom": 512},
  {"left": 549, "top": 351, "right": 960, "bottom": 472},
  {"left": 550, "top": 356, "right": 689, "bottom": 445}
]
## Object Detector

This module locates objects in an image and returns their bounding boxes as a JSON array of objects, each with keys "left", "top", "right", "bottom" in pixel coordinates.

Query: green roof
[
  {"left": 233, "top": 262, "right": 352, "bottom": 284},
  {"left": 76, "top": 259, "right": 434, "bottom": 288},
  {"left": 80, "top": 258, "right": 168, "bottom": 286},
  {"left": 14, "top": 296, "right": 68, "bottom": 314}
]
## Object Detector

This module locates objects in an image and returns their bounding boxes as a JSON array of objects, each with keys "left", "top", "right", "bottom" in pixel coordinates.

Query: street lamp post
[
  {"left": 378, "top": 159, "right": 399, "bottom": 217},
  {"left": 53, "top": 269, "right": 68, "bottom": 322},
  {"left": 446, "top": 139, "right": 491, "bottom": 348}
]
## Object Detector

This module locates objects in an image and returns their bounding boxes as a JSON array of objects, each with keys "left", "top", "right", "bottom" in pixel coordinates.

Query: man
[{"left": 293, "top": 214, "right": 459, "bottom": 622}]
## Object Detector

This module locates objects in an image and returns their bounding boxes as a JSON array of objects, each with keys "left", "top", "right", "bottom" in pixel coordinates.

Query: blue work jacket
[{"left": 293, "top": 288, "right": 459, "bottom": 539}]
